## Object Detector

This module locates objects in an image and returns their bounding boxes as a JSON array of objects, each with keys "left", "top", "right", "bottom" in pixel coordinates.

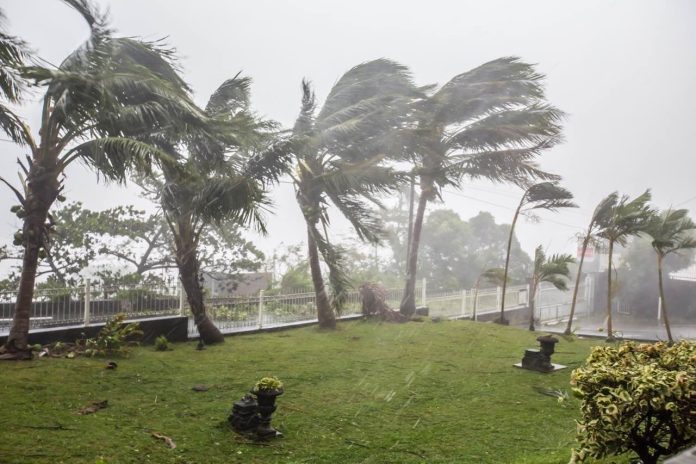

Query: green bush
[
  {"left": 84, "top": 313, "right": 143, "bottom": 357},
  {"left": 570, "top": 341, "right": 696, "bottom": 464}
]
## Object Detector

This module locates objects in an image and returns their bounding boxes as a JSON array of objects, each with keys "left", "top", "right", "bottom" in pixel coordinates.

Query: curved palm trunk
[
  {"left": 656, "top": 255, "right": 673, "bottom": 343},
  {"left": 565, "top": 232, "right": 591, "bottom": 335},
  {"left": 2, "top": 161, "right": 59, "bottom": 359},
  {"left": 400, "top": 186, "right": 429, "bottom": 316},
  {"left": 499, "top": 202, "right": 522, "bottom": 324},
  {"left": 606, "top": 240, "right": 615, "bottom": 342},
  {"left": 307, "top": 227, "right": 335, "bottom": 329},
  {"left": 173, "top": 221, "right": 224, "bottom": 344}
]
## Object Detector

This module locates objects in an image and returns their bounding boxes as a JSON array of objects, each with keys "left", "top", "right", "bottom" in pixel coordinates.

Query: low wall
[
  {"left": 453, "top": 306, "right": 531, "bottom": 326},
  {"left": 0, "top": 316, "right": 189, "bottom": 347}
]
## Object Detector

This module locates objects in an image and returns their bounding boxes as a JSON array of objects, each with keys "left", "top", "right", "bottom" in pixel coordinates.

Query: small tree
[
  {"left": 528, "top": 246, "right": 574, "bottom": 331},
  {"left": 564, "top": 192, "right": 618, "bottom": 335},
  {"left": 571, "top": 341, "right": 696, "bottom": 464},
  {"left": 644, "top": 208, "right": 696, "bottom": 343},
  {"left": 499, "top": 182, "right": 576, "bottom": 324},
  {"left": 595, "top": 190, "right": 653, "bottom": 342}
]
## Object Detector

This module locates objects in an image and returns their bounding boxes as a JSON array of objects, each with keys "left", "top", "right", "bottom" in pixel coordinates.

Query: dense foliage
[{"left": 570, "top": 341, "right": 696, "bottom": 464}]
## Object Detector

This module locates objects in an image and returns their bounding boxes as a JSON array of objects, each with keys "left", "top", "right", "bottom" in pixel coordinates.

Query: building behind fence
[{"left": 0, "top": 278, "right": 590, "bottom": 338}]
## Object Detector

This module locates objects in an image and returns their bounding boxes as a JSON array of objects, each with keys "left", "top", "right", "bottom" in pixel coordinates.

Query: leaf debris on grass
[
  {"left": 151, "top": 432, "right": 176, "bottom": 449},
  {"left": 77, "top": 400, "right": 108, "bottom": 415}
]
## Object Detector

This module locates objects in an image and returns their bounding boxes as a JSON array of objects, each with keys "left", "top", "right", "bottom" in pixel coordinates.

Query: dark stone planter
[
  {"left": 514, "top": 335, "right": 566, "bottom": 373},
  {"left": 253, "top": 388, "right": 283, "bottom": 439}
]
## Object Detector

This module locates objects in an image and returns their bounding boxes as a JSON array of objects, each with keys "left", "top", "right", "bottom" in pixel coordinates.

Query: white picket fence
[{"left": 0, "top": 278, "right": 588, "bottom": 338}]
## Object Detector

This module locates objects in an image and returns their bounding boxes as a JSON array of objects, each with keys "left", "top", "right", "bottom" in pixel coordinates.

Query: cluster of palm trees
[
  {"left": 11, "top": 0, "right": 682, "bottom": 359},
  {"left": 495, "top": 185, "right": 695, "bottom": 343}
]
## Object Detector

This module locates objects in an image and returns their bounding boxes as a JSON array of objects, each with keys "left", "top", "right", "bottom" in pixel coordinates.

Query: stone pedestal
[{"left": 514, "top": 335, "right": 566, "bottom": 372}]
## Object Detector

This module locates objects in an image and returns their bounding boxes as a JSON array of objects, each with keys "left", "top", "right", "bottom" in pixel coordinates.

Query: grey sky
[{"left": 1, "top": 0, "right": 695, "bottom": 264}]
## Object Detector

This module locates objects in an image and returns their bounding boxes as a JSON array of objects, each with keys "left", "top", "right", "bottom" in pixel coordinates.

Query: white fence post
[
  {"left": 496, "top": 286, "right": 502, "bottom": 310},
  {"left": 460, "top": 289, "right": 467, "bottom": 317},
  {"left": 421, "top": 278, "right": 427, "bottom": 306},
  {"left": 657, "top": 296, "right": 662, "bottom": 321},
  {"left": 83, "top": 278, "right": 91, "bottom": 326},
  {"left": 178, "top": 283, "right": 186, "bottom": 316},
  {"left": 258, "top": 289, "right": 264, "bottom": 329}
]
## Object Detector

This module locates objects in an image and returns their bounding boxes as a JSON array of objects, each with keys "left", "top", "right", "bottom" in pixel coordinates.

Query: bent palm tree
[
  {"left": 644, "top": 208, "right": 696, "bottom": 343},
  {"left": 0, "top": 0, "right": 212, "bottom": 359},
  {"left": 400, "top": 57, "right": 564, "bottom": 316},
  {"left": 528, "top": 246, "right": 574, "bottom": 331},
  {"left": 499, "top": 182, "right": 576, "bottom": 323},
  {"left": 595, "top": 190, "right": 652, "bottom": 342},
  {"left": 564, "top": 192, "right": 618, "bottom": 335},
  {"left": 147, "top": 75, "right": 283, "bottom": 344},
  {"left": 288, "top": 60, "right": 418, "bottom": 329}
]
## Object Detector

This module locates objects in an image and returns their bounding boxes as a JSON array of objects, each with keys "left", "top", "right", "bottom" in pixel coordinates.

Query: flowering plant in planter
[{"left": 253, "top": 376, "right": 283, "bottom": 393}]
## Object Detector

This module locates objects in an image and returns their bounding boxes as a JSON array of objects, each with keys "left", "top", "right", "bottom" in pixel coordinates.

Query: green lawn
[{"left": 0, "top": 320, "right": 628, "bottom": 464}]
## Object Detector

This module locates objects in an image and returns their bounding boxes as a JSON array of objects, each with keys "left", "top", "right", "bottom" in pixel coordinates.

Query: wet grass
[{"left": 0, "top": 319, "right": 628, "bottom": 463}]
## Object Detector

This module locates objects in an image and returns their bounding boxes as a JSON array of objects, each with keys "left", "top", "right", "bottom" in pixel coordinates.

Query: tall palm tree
[
  {"left": 564, "top": 192, "right": 618, "bottom": 335},
  {"left": 399, "top": 57, "right": 564, "bottom": 317},
  {"left": 499, "top": 182, "right": 576, "bottom": 323},
  {"left": 145, "top": 74, "right": 284, "bottom": 344},
  {"left": 595, "top": 190, "right": 653, "bottom": 342},
  {"left": 288, "top": 60, "right": 418, "bottom": 329},
  {"left": 0, "top": 0, "right": 212, "bottom": 359},
  {"left": 644, "top": 208, "right": 696, "bottom": 343},
  {"left": 528, "top": 245, "right": 574, "bottom": 331}
]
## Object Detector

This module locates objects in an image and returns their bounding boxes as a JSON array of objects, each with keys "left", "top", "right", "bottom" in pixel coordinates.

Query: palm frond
[
  {"left": 430, "top": 57, "right": 549, "bottom": 126},
  {"left": 447, "top": 144, "right": 561, "bottom": 187},
  {"left": 307, "top": 223, "right": 352, "bottom": 313},
  {"left": 62, "top": 137, "right": 179, "bottom": 182},
  {"left": 205, "top": 73, "right": 251, "bottom": 116},
  {"left": 0, "top": 9, "right": 29, "bottom": 104},
  {"left": 523, "top": 182, "right": 577, "bottom": 211},
  {"left": 645, "top": 207, "right": 696, "bottom": 257}
]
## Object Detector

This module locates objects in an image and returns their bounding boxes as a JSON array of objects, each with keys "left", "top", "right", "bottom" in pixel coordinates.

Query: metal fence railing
[
  {"left": 0, "top": 277, "right": 587, "bottom": 338},
  {"left": 0, "top": 281, "right": 180, "bottom": 335}
]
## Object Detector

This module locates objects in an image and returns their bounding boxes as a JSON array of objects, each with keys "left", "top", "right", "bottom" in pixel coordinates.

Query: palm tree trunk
[
  {"left": 657, "top": 254, "right": 673, "bottom": 343},
  {"left": 173, "top": 222, "right": 223, "bottom": 344},
  {"left": 307, "top": 227, "right": 335, "bottom": 329},
  {"left": 565, "top": 232, "right": 590, "bottom": 335},
  {"left": 606, "top": 240, "right": 615, "bottom": 342},
  {"left": 2, "top": 161, "right": 59, "bottom": 359},
  {"left": 400, "top": 185, "right": 429, "bottom": 316},
  {"left": 3, "top": 237, "right": 42, "bottom": 359},
  {"left": 499, "top": 202, "right": 522, "bottom": 324}
]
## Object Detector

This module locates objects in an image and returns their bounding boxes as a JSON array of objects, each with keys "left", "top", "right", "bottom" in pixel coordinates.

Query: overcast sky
[{"left": 1, "top": 0, "right": 695, "bottom": 266}]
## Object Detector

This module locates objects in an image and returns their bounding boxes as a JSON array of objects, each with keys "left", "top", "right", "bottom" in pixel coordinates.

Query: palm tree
[
  {"left": 0, "top": 0, "right": 212, "bottom": 359},
  {"left": 145, "top": 74, "right": 283, "bottom": 344},
  {"left": 644, "top": 208, "right": 696, "bottom": 343},
  {"left": 564, "top": 192, "right": 618, "bottom": 335},
  {"left": 499, "top": 182, "right": 576, "bottom": 323},
  {"left": 288, "top": 60, "right": 418, "bottom": 329},
  {"left": 528, "top": 246, "right": 574, "bottom": 331},
  {"left": 399, "top": 57, "right": 564, "bottom": 317},
  {"left": 595, "top": 190, "right": 653, "bottom": 342}
]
